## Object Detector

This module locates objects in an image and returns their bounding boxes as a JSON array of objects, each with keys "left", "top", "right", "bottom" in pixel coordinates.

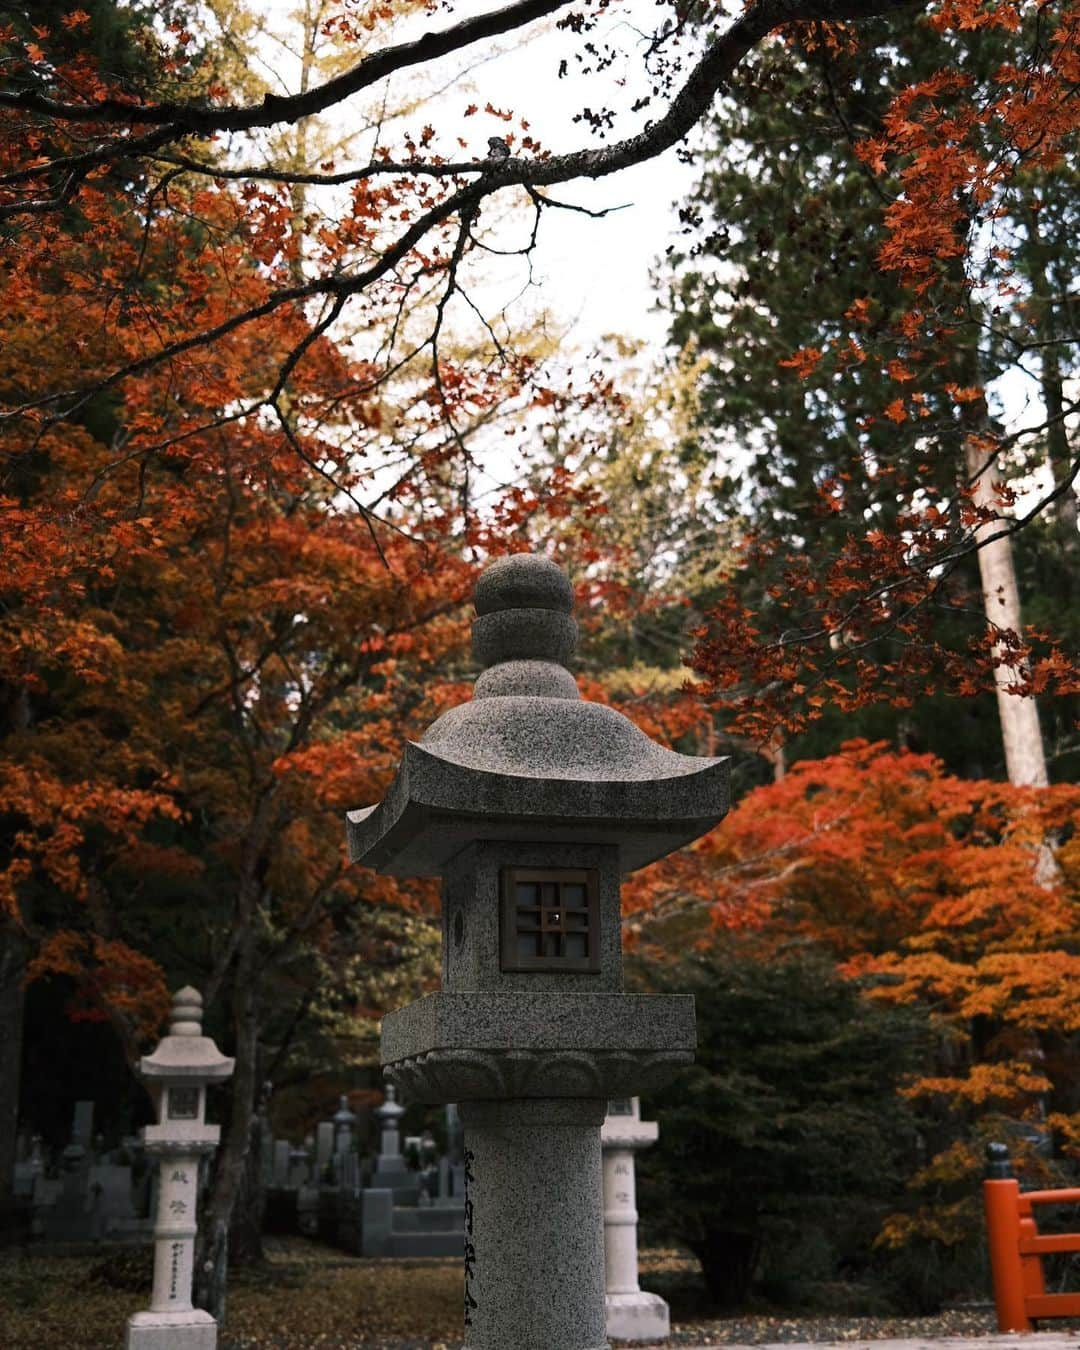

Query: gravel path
[
  {"left": 224, "top": 1309, "right": 1074, "bottom": 1350},
  {"left": 11, "top": 1237, "right": 1073, "bottom": 1350},
  {"left": 650, "top": 1311, "right": 1002, "bottom": 1345},
  {"left": 654, "top": 1338, "right": 1080, "bottom": 1350}
]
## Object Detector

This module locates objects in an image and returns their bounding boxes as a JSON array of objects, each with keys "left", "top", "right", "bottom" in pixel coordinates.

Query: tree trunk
[
  {"left": 964, "top": 440, "right": 1049, "bottom": 788},
  {"left": 688, "top": 1227, "right": 761, "bottom": 1307},
  {"left": 229, "top": 1109, "right": 268, "bottom": 1268},
  {"left": 194, "top": 937, "right": 261, "bottom": 1324},
  {"left": 1025, "top": 207, "right": 1079, "bottom": 545},
  {"left": 0, "top": 924, "right": 29, "bottom": 1244},
  {"left": 1038, "top": 324, "right": 1079, "bottom": 544}
]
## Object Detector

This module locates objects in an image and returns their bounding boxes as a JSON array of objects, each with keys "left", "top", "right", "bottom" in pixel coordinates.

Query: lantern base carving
[
  {"left": 387, "top": 1045, "right": 691, "bottom": 1103},
  {"left": 381, "top": 990, "right": 695, "bottom": 1104},
  {"left": 126, "top": 1308, "right": 218, "bottom": 1350}
]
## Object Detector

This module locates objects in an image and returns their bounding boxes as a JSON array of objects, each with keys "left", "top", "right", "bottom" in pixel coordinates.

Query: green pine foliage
[{"left": 634, "top": 945, "right": 931, "bottom": 1308}]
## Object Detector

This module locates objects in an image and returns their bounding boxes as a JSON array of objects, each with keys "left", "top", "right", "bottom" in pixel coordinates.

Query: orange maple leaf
[
  {"left": 884, "top": 397, "right": 908, "bottom": 423},
  {"left": 778, "top": 346, "right": 824, "bottom": 377}
]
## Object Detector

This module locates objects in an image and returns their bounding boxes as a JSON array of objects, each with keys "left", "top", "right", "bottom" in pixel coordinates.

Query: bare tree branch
[
  {"left": 0, "top": 0, "right": 925, "bottom": 429},
  {"left": 0, "top": 1, "right": 577, "bottom": 132},
  {"left": 0, "top": 0, "right": 924, "bottom": 221}
]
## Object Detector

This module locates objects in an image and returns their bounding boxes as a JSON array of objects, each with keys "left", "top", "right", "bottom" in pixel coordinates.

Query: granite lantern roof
[
  {"left": 138, "top": 986, "right": 234, "bottom": 1083},
  {"left": 346, "top": 554, "right": 729, "bottom": 876}
]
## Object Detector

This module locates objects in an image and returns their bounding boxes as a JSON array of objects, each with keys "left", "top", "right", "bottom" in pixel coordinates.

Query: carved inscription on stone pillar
[{"left": 463, "top": 1145, "right": 478, "bottom": 1325}]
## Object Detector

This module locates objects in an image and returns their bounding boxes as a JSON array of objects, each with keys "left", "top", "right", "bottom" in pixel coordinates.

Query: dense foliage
[
  {"left": 635, "top": 946, "right": 930, "bottom": 1308},
  {"left": 663, "top": 6, "right": 1078, "bottom": 761},
  {"left": 631, "top": 742, "right": 1080, "bottom": 1306}
]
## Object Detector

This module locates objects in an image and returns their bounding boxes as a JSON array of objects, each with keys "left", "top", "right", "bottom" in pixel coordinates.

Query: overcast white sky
[
  {"left": 248, "top": 0, "right": 702, "bottom": 358},
  {"left": 448, "top": 18, "right": 700, "bottom": 354}
]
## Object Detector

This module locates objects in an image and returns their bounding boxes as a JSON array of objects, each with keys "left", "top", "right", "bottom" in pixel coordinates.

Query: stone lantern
[
  {"left": 126, "top": 986, "right": 233, "bottom": 1350},
  {"left": 346, "top": 554, "right": 729, "bottom": 1350},
  {"left": 332, "top": 1094, "right": 357, "bottom": 1155},
  {"left": 601, "top": 1097, "right": 667, "bottom": 1341}
]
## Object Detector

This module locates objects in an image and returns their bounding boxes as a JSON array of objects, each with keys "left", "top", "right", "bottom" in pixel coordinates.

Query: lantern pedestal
[
  {"left": 127, "top": 1143, "right": 216, "bottom": 1350},
  {"left": 384, "top": 991, "right": 692, "bottom": 1350},
  {"left": 459, "top": 1098, "right": 608, "bottom": 1350}
]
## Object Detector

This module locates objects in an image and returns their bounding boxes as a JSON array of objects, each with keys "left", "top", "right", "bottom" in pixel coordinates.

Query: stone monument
[
  {"left": 333, "top": 1095, "right": 357, "bottom": 1153},
  {"left": 346, "top": 554, "right": 729, "bottom": 1350},
  {"left": 125, "top": 987, "right": 234, "bottom": 1350},
  {"left": 601, "top": 1097, "right": 668, "bottom": 1341},
  {"left": 369, "top": 1083, "right": 416, "bottom": 1196}
]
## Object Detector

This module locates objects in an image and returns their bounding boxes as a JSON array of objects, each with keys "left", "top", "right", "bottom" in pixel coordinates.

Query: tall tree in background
[
  {"left": 665, "top": 6, "right": 1078, "bottom": 776},
  {"left": 0, "top": 0, "right": 198, "bottom": 1241}
]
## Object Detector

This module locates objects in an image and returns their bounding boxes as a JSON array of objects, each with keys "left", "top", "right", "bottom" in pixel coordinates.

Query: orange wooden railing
[{"left": 983, "top": 1143, "right": 1080, "bottom": 1332}]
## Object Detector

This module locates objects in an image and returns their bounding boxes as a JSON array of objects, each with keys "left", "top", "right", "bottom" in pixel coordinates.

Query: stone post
[
  {"left": 346, "top": 555, "right": 729, "bottom": 1350},
  {"left": 461, "top": 1098, "right": 608, "bottom": 1348},
  {"left": 289, "top": 1140, "right": 310, "bottom": 1189},
  {"left": 315, "top": 1121, "right": 334, "bottom": 1180},
  {"left": 126, "top": 987, "right": 233, "bottom": 1350},
  {"left": 601, "top": 1098, "right": 669, "bottom": 1342}
]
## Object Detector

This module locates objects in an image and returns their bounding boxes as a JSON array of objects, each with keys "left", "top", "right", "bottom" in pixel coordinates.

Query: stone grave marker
[
  {"left": 315, "top": 1122, "right": 334, "bottom": 1181},
  {"left": 370, "top": 1085, "right": 416, "bottom": 1198}
]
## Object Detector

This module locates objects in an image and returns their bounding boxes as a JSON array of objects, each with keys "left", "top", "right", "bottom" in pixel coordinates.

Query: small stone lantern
[
  {"left": 347, "top": 555, "right": 729, "bottom": 1350},
  {"left": 126, "top": 987, "right": 233, "bottom": 1350},
  {"left": 333, "top": 1094, "right": 357, "bottom": 1155},
  {"left": 601, "top": 1097, "right": 667, "bottom": 1341}
]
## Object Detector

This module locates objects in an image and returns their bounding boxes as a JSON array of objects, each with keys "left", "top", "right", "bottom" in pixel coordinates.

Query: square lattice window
[
  {"left": 500, "top": 867, "right": 600, "bottom": 973},
  {"left": 168, "top": 1087, "right": 199, "bottom": 1120}
]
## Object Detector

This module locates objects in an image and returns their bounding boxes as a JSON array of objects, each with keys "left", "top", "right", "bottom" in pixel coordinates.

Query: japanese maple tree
[
  {"left": 0, "top": 76, "right": 487, "bottom": 1279},
  {"left": 632, "top": 740, "right": 1080, "bottom": 1272}
]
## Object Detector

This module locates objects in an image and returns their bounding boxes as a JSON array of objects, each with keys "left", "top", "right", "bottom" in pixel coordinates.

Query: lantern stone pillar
[
  {"left": 346, "top": 554, "right": 729, "bottom": 1350},
  {"left": 126, "top": 987, "right": 233, "bottom": 1350},
  {"left": 601, "top": 1097, "right": 669, "bottom": 1342}
]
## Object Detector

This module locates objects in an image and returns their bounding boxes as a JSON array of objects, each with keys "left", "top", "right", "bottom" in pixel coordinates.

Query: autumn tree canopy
[
  {"left": 629, "top": 741, "right": 1080, "bottom": 1301},
  {"left": 3, "top": 1, "right": 1076, "bottom": 730},
  {"left": 0, "top": 0, "right": 1008, "bottom": 470}
]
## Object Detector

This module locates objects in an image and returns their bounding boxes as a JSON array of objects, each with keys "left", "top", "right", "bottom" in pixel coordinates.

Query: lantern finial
[
  {"left": 347, "top": 553, "right": 728, "bottom": 875},
  {"left": 472, "top": 554, "right": 580, "bottom": 700},
  {"left": 170, "top": 986, "right": 203, "bottom": 1036}
]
